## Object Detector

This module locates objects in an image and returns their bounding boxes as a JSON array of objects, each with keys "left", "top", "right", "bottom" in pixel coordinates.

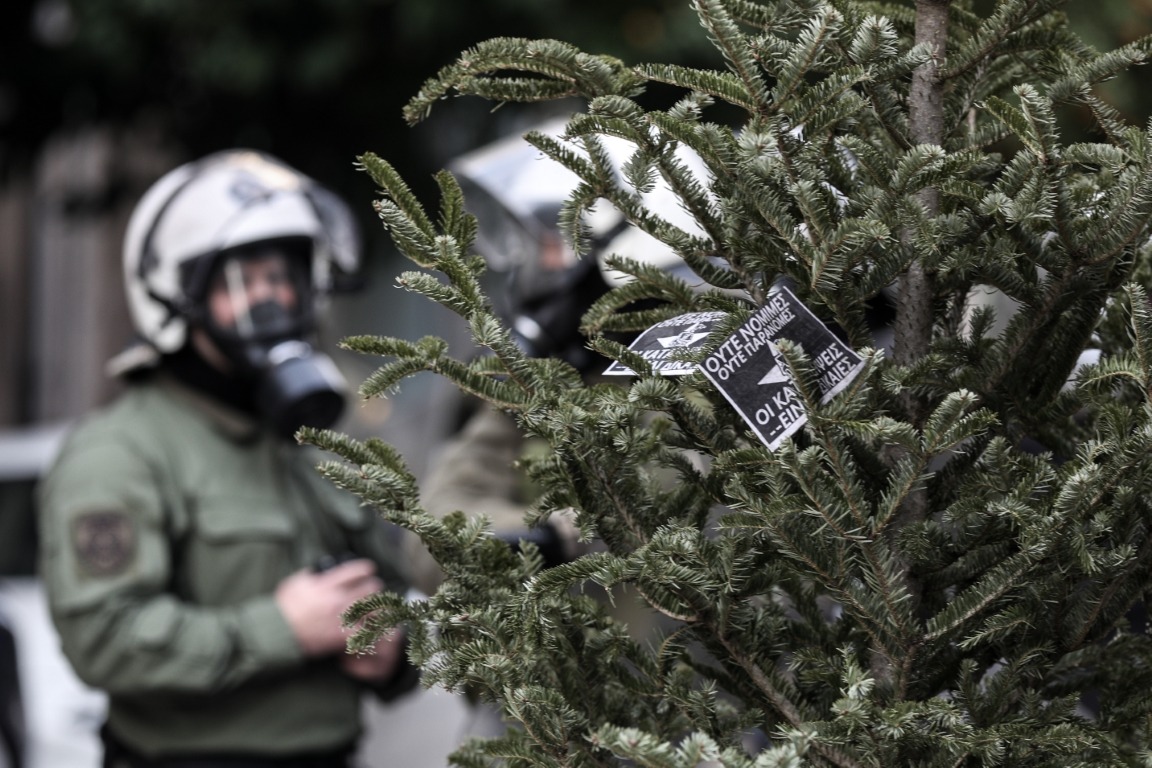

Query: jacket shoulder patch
[{"left": 72, "top": 511, "right": 136, "bottom": 576}]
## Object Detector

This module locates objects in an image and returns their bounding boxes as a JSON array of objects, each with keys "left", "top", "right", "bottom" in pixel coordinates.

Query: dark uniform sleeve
[{"left": 38, "top": 430, "right": 304, "bottom": 696}]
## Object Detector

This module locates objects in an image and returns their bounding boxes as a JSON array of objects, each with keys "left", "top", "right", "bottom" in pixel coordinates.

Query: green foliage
[{"left": 302, "top": 0, "right": 1152, "bottom": 765}]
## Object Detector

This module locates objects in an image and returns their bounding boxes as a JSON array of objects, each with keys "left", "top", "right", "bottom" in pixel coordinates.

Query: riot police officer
[{"left": 38, "top": 150, "right": 416, "bottom": 768}]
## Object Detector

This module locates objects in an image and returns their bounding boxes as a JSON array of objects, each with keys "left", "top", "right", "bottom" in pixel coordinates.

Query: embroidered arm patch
[{"left": 71, "top": 511, "right": 136, "bottom": 576}]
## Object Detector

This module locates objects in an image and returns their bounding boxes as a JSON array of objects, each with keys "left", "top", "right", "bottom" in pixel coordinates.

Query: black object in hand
[
  {"left": 495, "top": 524, "right": 567, "bottom": 570},
  {"left": 312, "top": 551, "right": 357, "bottom": 573}
]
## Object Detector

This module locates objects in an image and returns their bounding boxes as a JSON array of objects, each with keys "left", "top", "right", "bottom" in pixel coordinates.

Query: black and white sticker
[
  {"left": 603, "top": 311, "right": 727, "bottom": 376},
  {"left": 698, "top": 286, "right": 864, "bottom": 450},
  {"left": 602, "top": 287, "right": 864, "bottom": 450}
]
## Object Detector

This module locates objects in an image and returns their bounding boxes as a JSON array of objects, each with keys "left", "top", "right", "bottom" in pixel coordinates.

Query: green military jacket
[{"left": 38, "top": 373, "right": 410, "bottom": 758}]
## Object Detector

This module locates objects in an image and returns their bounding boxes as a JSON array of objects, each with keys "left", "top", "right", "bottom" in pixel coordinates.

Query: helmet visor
[{"left": 189, "top": 238, "right": 314, "bottom": 344}]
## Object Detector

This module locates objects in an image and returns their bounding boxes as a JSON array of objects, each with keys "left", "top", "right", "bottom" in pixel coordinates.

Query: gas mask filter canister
[{"left": 256, "top": 338, "right": 347, "bottom": 438}]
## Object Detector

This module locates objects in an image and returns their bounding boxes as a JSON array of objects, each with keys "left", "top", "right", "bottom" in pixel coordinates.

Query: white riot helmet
[
  {"left": 449, "top": 116, "right": 710, "bottom": 370},
  {"left": 118, "top": 149, "right": 360, "bottom": 436},
  {"left": 121, "top": 148, "right": 360, "bottom": 356}
]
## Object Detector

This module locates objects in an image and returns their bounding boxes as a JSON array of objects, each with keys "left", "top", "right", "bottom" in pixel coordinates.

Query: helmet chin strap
[
  {"left": 169, "top": 335, "right": 261, "bottom": 418},
  {"left": 188, "top": 326, "right": 250, "bottom": 380}
]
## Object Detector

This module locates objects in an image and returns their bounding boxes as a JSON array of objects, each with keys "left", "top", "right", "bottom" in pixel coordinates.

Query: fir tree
[{"left": 304, "top": 0, "right": 1152, "bottom": 765}]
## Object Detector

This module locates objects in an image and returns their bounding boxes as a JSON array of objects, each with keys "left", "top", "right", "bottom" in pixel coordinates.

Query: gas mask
[{"left": 191, "top": 240, "right": 347, "bottom": 438}]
